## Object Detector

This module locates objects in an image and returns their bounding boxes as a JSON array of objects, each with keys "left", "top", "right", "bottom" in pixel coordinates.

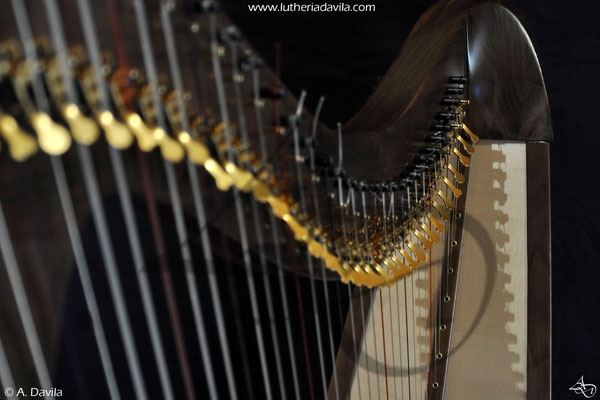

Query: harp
[{"left": 0, "top": 0, "right": 551, "bottom": 399}]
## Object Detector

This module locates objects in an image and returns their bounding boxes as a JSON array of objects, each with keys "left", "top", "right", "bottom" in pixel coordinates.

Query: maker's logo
[{"left": 570, "top": 376, "right": 597, "bottom": 398}]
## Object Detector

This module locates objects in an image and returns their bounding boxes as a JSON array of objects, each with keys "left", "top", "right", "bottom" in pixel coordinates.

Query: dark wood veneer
[{"left": 526, "top": 142, "right": 552, "bottom": 400}]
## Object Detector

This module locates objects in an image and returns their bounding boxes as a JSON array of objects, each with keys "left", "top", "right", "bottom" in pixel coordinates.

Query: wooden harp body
[{"left": 0, "top": 0, "right": 550, "bottom": 399}]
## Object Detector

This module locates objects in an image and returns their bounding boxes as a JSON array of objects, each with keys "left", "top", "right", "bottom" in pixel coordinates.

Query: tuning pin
[
  {"left": 429, "top": 123, "right": 452, "bottom": 132},
  {"left": 219, "top": 26, "right": 242, "bottom": 44},
  {"left": 444, "top": 86, "right": 464, "bottom": 95},
  {"left": 260, "top": 86, "right": 286, "bottom": 100},
  {"left": 448, "top": 76, "right": 466, "bottom": 84},
  {"left": 62, "top": 104, "right": 100, "bottom": 145},
  {"left": 436, "top": 111, "right": 457, "bottom": 121},
  {"left": 29, "top": 112, "right": 71, "bottom": 155},
  {"left": 0, "top": 113, "right": 38, "bottom": 161}
]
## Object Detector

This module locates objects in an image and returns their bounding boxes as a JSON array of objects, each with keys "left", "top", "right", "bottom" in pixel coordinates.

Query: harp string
[
  {"left": 0, "top": 198, "right": 53, "bottom": 397},
  {"left": 17, "top": 159, "right": 89, "bottom": 399},
  {"left": 45, "top": 2, "right": 170, "bottom": 400},
  {"left": 10, "top": 3, "right": 121, "bottom": 399},
  {"left": 131, "top": 2, "right": 215, "bottom": 399},
  {"left": 251, "top": 60, "right": 302, "bottom": 400},
  {"left": 382, "top": 192, "right": 397, "bottom": 400},
  {"left": 183, "top": 4, "right": 259, "bottom": 399},
  {"left": 290, "top": 91, "right": 329, "bottom": 400},
  {"left": 209, "top": 11, "right": 274, "bottom": 400},
  {"left": 161, "top": 2, "right": 248, "bottom": 400},
  {"left": 226, "top": 28, "right": 289, "bottom": 399},
  {"left": 0, "top": 328, "right": 15, "bottom": 398},
  {"left": 76, "top": 1, "right": 177, "bottom": 399}
]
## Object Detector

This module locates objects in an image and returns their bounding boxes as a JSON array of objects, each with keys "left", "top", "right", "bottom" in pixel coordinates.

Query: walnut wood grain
[{"left": 526, "top": 142, "right": 551, "bottom": 400}]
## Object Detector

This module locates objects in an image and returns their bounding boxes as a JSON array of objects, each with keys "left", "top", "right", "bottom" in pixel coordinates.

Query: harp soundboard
[{"left": 0, "top": 1, "right": 551, "bottom": 399}]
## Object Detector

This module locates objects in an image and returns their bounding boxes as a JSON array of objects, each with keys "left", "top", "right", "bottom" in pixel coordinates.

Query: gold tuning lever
[
  {"left": 389, "top": 256, "right": 412, "bottom": 276},
  {"left": 178, "top": 131, "right": 209, "bottom": 165},
  {"left": 427, "top": 213, "right": 446, "bottom": 233},
  {"left": 29, "top": 112, "right": 71, "bottom": 155},
  {"left": 443, "top": 177, "right": 463, "bottom": 197},
  {"left": 432, "top": 200, "right": 451, "bottom": 222},
  {"left": 456, "top": 134, "right": 474, "bottom": 154},
  {"left": 414, "top": 230, "right": 433, "bottom": 250},
  {"left": 448, "top": 163, "right": 465, "bottom": 184},
  {"left": 154, "top": 127, "right": 185, "bottom": 163},
  {"left": 399, "top": 248, "right": 419, "bottom": 269},
  {"left": 283, "top": 213, "right": 309, "bottom": 241},
  {"left": 437, "top": 189, "right": 456, "bottom": 209},
  {"left": 0, "top": 113, "right": 38, "bottom": 161},
  {"left": 452, "top": 147, "right": 471, "bottom": 167},
  {"left": 420, "top": 222, "right": 440, "bottom": 242},
  {"left": 97, "top": 111, "right": 133, "bottom": 149},
  {"left": 125, "top": 112, "right": 157, "bottom": 151},
  {"left": 427, "top": 212, "right": 446, "bottom": 233},
  {"left": 462, "top": 123, "right": 479, "bottom": 143},
  {"left": 62, "top": 104, "right": 100, "bottom": 145},
  {"left": 225, "top": 161, "right": 254, "bottom": 192},
  {"left": 406, "top": 241, "right": 427, "bottom": 262},
  {"left": 204, "top": 158, "right": 233, "bottom": 191}
]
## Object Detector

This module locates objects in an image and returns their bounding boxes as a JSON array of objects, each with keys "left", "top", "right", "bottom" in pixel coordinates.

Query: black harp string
[
  {"left": 290, "top": 90, "right": 328, "bottom": 400},
  {"left": 225, "top": 31, "right": 288, "bottom": 399},
  {"left": 251, "top": 58, "right": 302, "bottom": 400},
  {"left": 10, "top": 2, "right": 118, "bottom": 399},
  {"left": 208, "top": 10, "right": 273, "bottom": 400},
  {"left": 76, "top": 0, "right": 176, "bottom": 398}
]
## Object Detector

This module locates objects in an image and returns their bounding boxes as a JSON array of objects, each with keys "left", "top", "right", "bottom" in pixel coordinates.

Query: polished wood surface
[{"left": 526, "top": 142, "right": 551, "bottom": 400}]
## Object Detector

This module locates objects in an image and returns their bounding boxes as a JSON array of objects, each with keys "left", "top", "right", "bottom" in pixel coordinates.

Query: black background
[{"left": 220, "top": 0, "right": 600, "bottom": 398}]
